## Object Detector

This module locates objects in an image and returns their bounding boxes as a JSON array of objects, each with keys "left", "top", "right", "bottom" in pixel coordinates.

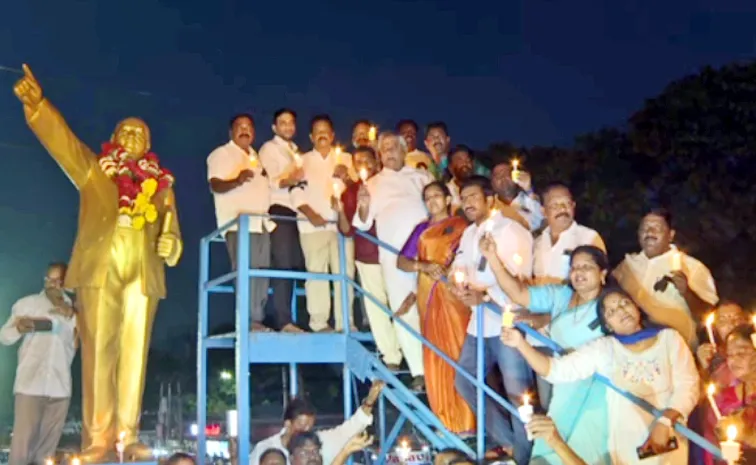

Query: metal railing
[{"left": 196, "top": 213, "right": 723, "bottom": 465}]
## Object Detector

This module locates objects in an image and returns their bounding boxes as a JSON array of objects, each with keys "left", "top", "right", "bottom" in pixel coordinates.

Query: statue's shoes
[
  {"left": 124, "top": 443, "right": 154, "bottom": 462},
  {"left": 78, "top": 446, "right": 112, "bottom": 464}
]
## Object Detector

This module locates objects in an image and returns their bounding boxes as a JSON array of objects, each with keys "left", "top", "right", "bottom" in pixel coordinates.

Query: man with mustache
[
  {"left": 445, "top": 145, "right": 476, "bottom": 212},
  {"left": 0, "top": 263, "right": 77, "bottom": 465},
  {"left": 259, "top": 109, "right": 307, "bottom": 333},
  {"left": 353, "top": 132, "right": 433, "bottom": 391},
  {"left": 530, "top": 183, "right": 605, "bottom": 409},
  {"left": 351, "top": 120, "right": 375, "bottom": 149},
  {"left": 207, "top": 113, "right": 275, "bottom": 332},
  {"left": 292, "top": 114, "right": 356, "bottom": 332},
  {"left": 396, "top": 119, "right": 435, "bottom": 173},
  {"left": 490, "top": 161, "right": 544, "bottom": 232},
  {"left": 612, "top": 207, "right": 718, "bottom": 348}
]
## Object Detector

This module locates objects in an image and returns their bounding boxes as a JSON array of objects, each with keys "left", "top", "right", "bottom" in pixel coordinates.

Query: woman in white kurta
[{"left": 501, "top": 287, "right": 700, "bottom": 465}]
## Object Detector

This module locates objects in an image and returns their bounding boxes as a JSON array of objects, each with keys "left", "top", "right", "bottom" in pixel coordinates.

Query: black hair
[
  {"left": 425, "top": 121, "right": 448, "bottom": 136},
  {"left": 642, "top": 206, "right": 674, "bottom": 229},
  {"left": 570, "top": 245, "right": 609, "bottom": 273},
  {"left": 273, "top": 108, "right": 297, "bottom": 124},
  {"left": 283, "top": 398, "right": 316, "bottom": 421},
  {"left": 596, "top": 286, "right": 650, "bottom": 335},
  {"left": 309, "top": 114, "right": 334, "bottom": 133},
  {"left": 449, "top": 145, "right": 474, "bottom": 162},
  {"left": 353, "top": 145, "right": 377, "bottom": 159},
  {"left": 47, "top": 262, "right": 68, "bottom": 274},
  {"left": 541, "top": 182, "right": 572, "bottom": 200},
  {"left": 460, "top": 175, "right": 494, "bottom": 197},
  {"left": 287, "top": 431, "right": 322, "bottom": 456},
  {"left": 259, "top": 448, "right": 287, "bottom": 463},
  {"left": 165, "top": 453, "right": 196, "bottom": 465},
  {"left": 351, "top": 119, "right": 372, "bottom": 132},
  {"left": 229, "top": 113, "right": 255, "bottom": 130},
  {"left": 395, "top": 119, "right": 419, "bottom": 132},
  {"left": 448, "top": 459, "right": 475, "bottom": 465},
  {"left": 423, "top": 180, "right": 451, "bottom": 199}
]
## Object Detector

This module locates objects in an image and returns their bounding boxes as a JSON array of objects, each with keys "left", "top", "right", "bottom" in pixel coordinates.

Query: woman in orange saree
[{"left": 397, "top": 181, "right": 475, "bottom": 434}]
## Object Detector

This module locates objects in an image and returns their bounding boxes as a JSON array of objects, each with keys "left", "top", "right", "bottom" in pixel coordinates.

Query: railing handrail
[{"left": 200, "top": 213, "right": 722, "bottom": 460}]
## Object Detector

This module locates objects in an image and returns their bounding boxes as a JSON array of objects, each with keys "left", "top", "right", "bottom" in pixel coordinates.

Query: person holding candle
[
  {"left": 353, "top": 131, "right": 434, "bottom": 390},
  {"left": 395, "top": 181, "right": 475, "bottom": 426},
  {"left": 292, "top": 114, "right": 356, "bottom": 332},
  {"left": 333, "top": 146, "right": 401, "bottom": 364},
  {"left": 613, "top": 207, "right": 718, "bottom": 348},
  {"left": 501, "top": 286, "right": 700, "bottom": 465},
  {"left": 449, "top": 175, "right": 534, "bottom": 465},
  {"left": 207, "top": 113, "right": 277, "bottom": 332},
  {"left": 490, "top": 161, "right": 544, "bottom": 232},
  {"left": 259, "top": 109, "right": 308, "bottom": 333},
  {"left": 480, "top": 238, "right": 610, "bottom": 464}
]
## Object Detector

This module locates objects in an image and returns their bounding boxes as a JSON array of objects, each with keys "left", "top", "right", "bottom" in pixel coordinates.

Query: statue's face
[{"left": 112, "top": 117, "right": 151, "bottom": 158}]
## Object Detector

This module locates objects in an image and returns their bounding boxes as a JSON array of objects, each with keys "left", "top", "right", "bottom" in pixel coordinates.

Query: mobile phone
[
  {"left": 31, "top": 319, "right": 53, "bottom": 332},
  {"left": 636, "top": 437, "right": 678, "bottom": 460}
]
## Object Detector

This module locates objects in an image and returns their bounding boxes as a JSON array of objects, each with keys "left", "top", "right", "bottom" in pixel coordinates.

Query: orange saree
[{"left": 401, "top": 216, "right": 475, "bottom": 433}]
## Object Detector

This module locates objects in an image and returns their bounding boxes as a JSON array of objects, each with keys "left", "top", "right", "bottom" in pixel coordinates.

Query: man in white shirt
[
  {"left": 533, "top": 183, "right": 606, "bottom": 284},
  {"left": 491, "top": 161, "right": 544, "bottom": 232},
  {"left": 208, "top": 114, "right": 275, "bottom": 331},
  {"left": 613, "top": 207, "right": 718, "bottom": 347},
  {"left": 396, "top": 119, "right": 434, "bottom": 172},
  {"left": 353, "top": 132, "right": 433, "bottom": 391},
  {"left": 291, "top": 114, "right": 356, "bottom": 332},
  {"left": 0, "top": 263, "right": 77, "bottom": 465},
  {"left": 450, "top": 176, "right": 534, "bottom": 465},
  {"left": 259, "top": 109, "right": 307, "bottom": 333},
  {"left": 249, "top": 381, "right": 383, "bottom": 465}
]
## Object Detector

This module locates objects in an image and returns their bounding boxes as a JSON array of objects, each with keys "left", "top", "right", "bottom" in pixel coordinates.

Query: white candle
[
  {"left": 518, "top": 394, "right": 534, "bottom": 440},
  {"left": 720, "top": 425, "right": 741, "bottom": 465},
  {"left": 226, "top": 410, "right": 238, "bottom": 438},
  {"left": 706, "top": 383, "right": 722, "bottom": 421},
  {"left": 453, "top": 270, "right": 466, "bottom": 285},
  {"left": 334, "top": 146, "right": 342, "bottom": 164},
  {"left": 501, "top": 303, "right": 515, "bottom": 328},
  {"left": 358, "top": 167, "right": 369, "bottom": 182},
  {"left": 333, "top": 180, "right": 343, "bottom": 198},
  {"left": 116, "top": 431, "right": 126, "bottom": 463},
  {"left": 705, "top": 313, "right": 717, "bottom": 348},
  {"left": 671, "top": 250, "right": 682, "bottom": 271},
  {"left": 368, "top": 126, "right": 377, "bottom": 142},
  {"left": 396, "top": 439, "right": 411, "bottom": 462},
  {"left": 511, "top": 159, "right": 520, "bottom": 180}
]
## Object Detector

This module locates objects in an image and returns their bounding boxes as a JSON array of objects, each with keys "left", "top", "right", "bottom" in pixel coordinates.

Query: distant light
[
  {"left": 220, "top": 371, "right": 233, "bottom": 381},
  {"left": 190, "top": 424, "right": 199, "bottom": 436}
]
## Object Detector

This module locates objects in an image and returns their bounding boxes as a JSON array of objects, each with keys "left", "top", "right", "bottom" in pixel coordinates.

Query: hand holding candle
[
  {"left": 518, "top": 394, "right": 534, "bottom": 440},
  {"left": 671, "top": 250, "right": 682, "bottom": 271},
  {"left": 705, "top": 313, "right": 717, "bottom": 348},
  {"left": 501, "top": 303, "right": 515, "bottom": 328}
]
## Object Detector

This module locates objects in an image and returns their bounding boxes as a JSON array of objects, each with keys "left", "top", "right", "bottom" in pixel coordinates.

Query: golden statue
[{"left": 13, "top": 64, "right": 183, "bottom": 462}]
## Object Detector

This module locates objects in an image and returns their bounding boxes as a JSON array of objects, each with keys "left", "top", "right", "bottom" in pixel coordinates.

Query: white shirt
[
  {"left": 533, "top": 221, "right": 605, "bottom": 284},
  {"left": 453, "top": 212, "right": 533, "bottom": 337},
  {"left": 613, "top": 247, "right": 718, "bottom": 347},
  {"left": 259, "top": 136, "right": 301, "bottom": 210},
  {"left": 292, "top": 148, "right": 354, "bottom": 235},
  {"left": 352, "top": 166, "right": 434, "bottom": 263},
  {"left": 547, "top": 329, "right": 699, "bottom": 465},
  {"left": 0, "top": 291, "right": 77, "bottom": 398},
  {"left": 512, "top": 191, "right": 544, "bottom": 232},
  {"left": 207, "top": 141, "right": 275, "bottom": 234},
  {"left": 248, "top": 408, "right": 373, "bottom": 465}
]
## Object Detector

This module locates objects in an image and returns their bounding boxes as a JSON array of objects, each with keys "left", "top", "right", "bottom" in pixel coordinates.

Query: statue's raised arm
[{"left": 13, "top": 64, "right": 96, "bottom": 190}]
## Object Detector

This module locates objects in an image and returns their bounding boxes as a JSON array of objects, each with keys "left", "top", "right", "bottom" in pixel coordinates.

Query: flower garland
[{"left": 98, "top": 142, "right": 175, "bottom": 230}]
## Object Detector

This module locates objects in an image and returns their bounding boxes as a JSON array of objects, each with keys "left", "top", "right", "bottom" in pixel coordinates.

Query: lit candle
[
  {"left": 332, "top": 180, "right": 343, "bottom": 198},
  {"left": 705, "top": 313, "right": 717, "bottom": 348},
  {"left": 484, "top": 209, "right": 498, "bottom": 233},
  {"left": 511, "top": 159, "right": 520, "bottom": 181},
  {"left": 358, "top": 167, "right": 369, "bottom": 182},
  {"left": 501, "top": 303, "right": 515, "bottom": 328},
  {"left": 71, "top": 457, "right": 81, "bottom": 465},
  {"left": 396, "top": 438, "right": 411, "bottom": 462},
  {"left": 720, "top": 425, "right": 741, "bottom": 465},
  {"left": 671, "top": 250, "right": 682, "bottom": 271},
  {"left": 116, "top": 431, "right": 126, "bottom": 463},
  {"left": 248, "top": 153, "right": 259, "bottom": 169},
  {"left": 292, "top": 150, "right": 303, "bottom": 167},
  {"left": 226, "top": 410, "right": 238, "bottom": 438},
  {"left": 368, "top": 126, "right": 377, "bottom": 142},
  {"left": 518, "top": 394, "right": 534, "bottom": 440},
  {"left": 751, "top": 314, "right": 756, "bottom": 348},
  {"left": 706, "top": 383, "right": 722, "bottom": 421},
  {"left": 45, "top": 458, "right": 54, "bottom": 465},
  {"left": 453, "top": 270, "right": 466, "bottom": 285},
  {"left": 334, "top": 146, "right": 342, "bottom": 164}
]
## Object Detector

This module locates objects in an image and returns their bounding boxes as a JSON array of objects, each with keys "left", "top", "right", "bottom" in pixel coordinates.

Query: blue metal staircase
[{"left": 196, "top": 214, "right": 724, "bottom": 465}]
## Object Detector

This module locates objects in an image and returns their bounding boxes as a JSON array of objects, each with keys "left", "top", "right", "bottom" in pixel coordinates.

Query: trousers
[{"left": 9, "top": 394, "right": 70, "bottom": 465}]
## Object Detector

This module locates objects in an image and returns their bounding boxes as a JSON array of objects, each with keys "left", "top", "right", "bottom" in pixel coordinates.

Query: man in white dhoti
[{"left": 353, "top": 132, "right": 433, "bottom": 391}]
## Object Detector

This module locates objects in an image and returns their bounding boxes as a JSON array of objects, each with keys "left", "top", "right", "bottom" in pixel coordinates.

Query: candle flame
[
  {"left": 726, "top": 424, "right": 738, "bottom": 442},
  {"left": 368, "top": 126, "right": 377, "bottom": 141},
  {"left": 119, "top": 431, "right": 126, "bottom": 441},
  {"left": 400, "top": 439, "right": 409, "bottom": 448},
  {"left": 707, "top": 383, "right": 716, "bottom": 396},
  {"left": 359, "top": 167, "right": 368, "bottom": 181},
  {"left": 511, "top": 159, "right": 519, "bottom": 170},
  {"left": 453, "top": 270, "right": 466, "bottom": 284},
  {"left": 335, "top": 146, "right": 342, "bottom": 155},
  {"left": 45, "top": 459, "right": 54, "bottom": 465},
  {"left": 513, "top": 253, "right": 523, "bottom": 266},
  {"left": 71, "top": 457, "right": 81, "bottom": 465},
  {"left": 706, "top": 313, "right": 715, "bottom": 326},
  {"left": 751, "top": 313, "right": 756, "bottom": 327},
  {"left": 523, "top": 393, "right": 531, "bottom": 406}
]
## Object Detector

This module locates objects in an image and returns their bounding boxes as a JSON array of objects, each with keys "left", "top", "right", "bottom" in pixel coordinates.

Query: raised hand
[{"left": 13, "top": 64, "right": 43, "bottom": 110}]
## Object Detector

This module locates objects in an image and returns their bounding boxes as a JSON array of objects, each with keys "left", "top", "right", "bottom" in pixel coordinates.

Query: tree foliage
[{"left": 483, "top": 60, "right": 756, "bottom": 304}]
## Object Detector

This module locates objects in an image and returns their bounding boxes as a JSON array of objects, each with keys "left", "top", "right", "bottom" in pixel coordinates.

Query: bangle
[{"left": 655, "top": 416, "right": 672, "bottom": 428}]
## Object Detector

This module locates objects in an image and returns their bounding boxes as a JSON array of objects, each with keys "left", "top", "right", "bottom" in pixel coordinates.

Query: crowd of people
[{"left": 207, "top": 110, "right": 756, "bottom": 464}]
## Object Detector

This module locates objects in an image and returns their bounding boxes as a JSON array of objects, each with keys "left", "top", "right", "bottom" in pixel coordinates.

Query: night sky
[{"left": 0, "top": 0, "right": 755, "bottom": 414}]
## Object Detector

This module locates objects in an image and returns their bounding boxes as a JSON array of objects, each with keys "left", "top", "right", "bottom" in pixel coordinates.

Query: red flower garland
[{"left": 98, "top": 142, "right": 175, "bottom": 210}]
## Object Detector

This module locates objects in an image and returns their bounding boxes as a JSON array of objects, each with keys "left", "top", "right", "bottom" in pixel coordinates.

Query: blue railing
[{"left": 196, "top": 213, "right": 722, "bottom": 465}]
